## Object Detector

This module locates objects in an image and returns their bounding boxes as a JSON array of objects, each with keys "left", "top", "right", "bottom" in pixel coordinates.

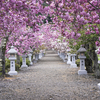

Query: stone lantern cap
[
  {"left": 77, "top": 45, "right": 86, "bottom": 53},
  {"left": 7, "top": 46, "right": 17, "bottom": 54}
]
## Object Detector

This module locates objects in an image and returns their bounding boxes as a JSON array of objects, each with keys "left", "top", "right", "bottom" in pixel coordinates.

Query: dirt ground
[{"left": 0, "top": 50, "right": 100, "bottom": 100}]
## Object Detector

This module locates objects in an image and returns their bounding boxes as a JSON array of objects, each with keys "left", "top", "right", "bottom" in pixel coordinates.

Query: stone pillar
[
  {"left": 58, "top": 50, "right": 60, "bottom": 55},
  {"left": 63, "top": 53, "right": 66, "bottom": 62},
  {"left": 78, "top": 56, "right": 87, "bottom": 75},
  {"left": 59, "top": 51, "right": 61, "bottom": 58},
  {"left": 33, "top": 54, "right": 35, "bottom": 60},
  {"left": 71, "top": 54, "right": 77, "bottom": 68},
  {"left": 41, "top": 50, "right": 43, "bottom": 58},
  {"left": 60, "top": 52, "right": 62, "bottom": 58},
  {"left": 67, "top": 53, "right": 72, "bottom": 64},
  {"left": 39, "top": 53, "right": 41, "bottom": 59},
  {"left": 64, "top": 53, "right": 68, "bottom": 63},
  {"left": 37, "top": 53, "right": 39, "bottom": 60},
  {"left": 39, "top": 50, "right": 42, "bottom": 59},
  {"left": 62, "top": 53, "right": 64, "bottom": 60},
  {"left": 62, "top": 52, "right": 66, "bottom": 62},
  {"left": 8, "top": 57, "right": 17, "bottom": 75},
  {"left": 35, "top": 53, "right": 38, "bottom": 62},
  {"left": 28, "top": 53, "right": 33, "bottom": 65},
  {"left": 43, "top": 49, "right": 45, "bottom": 57},
  {"left": 60, "top": 52, "right": 62, "bottom": 59},
  {"left": 21, "top": 55, "right": 28, "bottom": 68},
  {"left": 33, "top": 54, "right": 36, "bottom": 63}
]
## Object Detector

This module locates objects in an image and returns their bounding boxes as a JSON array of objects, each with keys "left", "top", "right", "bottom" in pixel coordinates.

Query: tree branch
[{"left": 87, "top": 0, "right": 100, "bottom": 10}]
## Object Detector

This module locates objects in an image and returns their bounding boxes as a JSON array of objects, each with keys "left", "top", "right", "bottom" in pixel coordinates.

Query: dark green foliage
[
  {"left": 0, "top": 66, "right": 2, "bottom": 76},
  {"left": 42, "top": 2, "right": 49, "bottom": 6},
  {"left": 26, "top": 58, "right": 30, "bottom": 66},
  {"left": 43, "top": 14, "right": 52, "bottom": 24},
  {"left": 5, "top": 59, "right": 10, "bottom": 70},
  {"left": 85, "top": 58, "right": 93, "bottom": 73},
  {"left": 75, "top": 59, "right": 80, "bottom": 67},
  {"left": 15, "top": 63, "right": 20, "bottom": 71}
]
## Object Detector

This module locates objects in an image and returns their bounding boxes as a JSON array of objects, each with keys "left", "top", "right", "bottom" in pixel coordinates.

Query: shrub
[
  {"left": 5, "top": 59, "right": 10, "bottom": 70},
  {"left": 26, "top": 58, "right": 30, "bottom": 66},
  {"left": 75, "top": 59, "right": 80, "bottom": 67},
  {"left": 0, "top": 66, "right": 2, "bottom": 76},
  {"left": 20, "top": 57, "right": 30, "bottom": 66},
  {"left": 20, "top": 57, "right": 22, "bottom": 66},
  {"left": 15, "top": 63, "right": 20, "bottom": 71}
]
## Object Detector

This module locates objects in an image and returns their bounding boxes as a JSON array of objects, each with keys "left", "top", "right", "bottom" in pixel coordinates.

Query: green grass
[
  {"left": 98, "top": 57, "right": 100, "bottom": 61},
  {"left": 97, "top": 54, "right": 100, "bottom": 60},
  {"left": 0, "top": 72, "right": 2, "bottom": 76}
]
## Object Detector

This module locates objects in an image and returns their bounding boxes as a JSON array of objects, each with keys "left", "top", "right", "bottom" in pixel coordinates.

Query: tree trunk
[
  {"left": 92, "top": 51, "right": 100, "bottom": 78},
  {"left": 0, "top": 47, "right": 2, "bottom": 76},
  {"left": 85, "top": 43, "right": 100, "bottom": 78},
  {"left": 2, "top": 46, "right": 6, "bottom": 76},
  {"left": 16, "top": 54, "right": 20, "bottom": 65},
  {"left": 0, "top": 47, "right": 2, "bottom": 59},
  {"left": 85, "top": 58, "right": 93, "bottom": 73}
]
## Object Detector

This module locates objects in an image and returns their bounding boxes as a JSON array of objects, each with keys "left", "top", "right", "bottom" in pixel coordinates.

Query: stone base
[
  {"left": 39, "top": 57, "right": 41, "bottom": 59},
  {"left": 39, "top": 55, "right": 42, "bottom": 59},
  {"left": 34, "top": 60, "right": 37, "bottom": 63},
  {"left": 64, "top": 59, "right": 67, "bottom": 62},
  {"left": 30, "top": 62, "right": 33, "bottom": 66},
  {"left": 71, "top": 64, "right": 77, "bottom": 68},
  {"left": 78, "top": 70, "right": 87, "bottom": 75},
  {"left": 63, "top": 59, "right": 66, "bottom": 62},
  {"left": 8, "top": 71, "right": 17, "bottom": 76},
  {"left": 98, "top": 83, "right": 100, "bottom": 89},
  {"left": 67, "top": 61, "right": 72, "bottom": 64},
  {"left": 21, "top": 65, "right": 28, "bottom": 68}
]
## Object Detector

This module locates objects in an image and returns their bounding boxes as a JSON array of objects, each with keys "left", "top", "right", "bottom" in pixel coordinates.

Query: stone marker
[
  {"left": 21, "top": 55, "right": 28, "bottom": 68},
  {"left": 7, "top": 46, "right": 18, "bottom": 75},
  {"left": 71, "top": 54, "right": 77, "bottom": 68}
]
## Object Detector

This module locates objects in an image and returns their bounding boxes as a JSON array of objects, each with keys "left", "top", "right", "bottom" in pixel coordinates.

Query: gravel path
[{"left": 0, "top": 50, "right": 100, "bottom": 100}]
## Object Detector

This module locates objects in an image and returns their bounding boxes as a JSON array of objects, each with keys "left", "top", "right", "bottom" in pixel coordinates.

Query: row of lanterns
[
  {"left": 7, "top": 46, "right": 45, "bottom": 76},
  {"left": 7, "top": 45, "right": 100, "bottom": 90},
  {"left": 57, "top": 45, "right": 87, "bottom": 75},
  {"left": 56, "top": 44, "right": 100, "bottom": 89}
]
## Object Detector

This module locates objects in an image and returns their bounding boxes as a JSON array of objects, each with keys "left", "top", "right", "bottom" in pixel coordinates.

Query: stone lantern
[
  {"left": 21, "top": 54, "right": 28, "bottom": 68},
  {"left": 67, "top": 49, "right": 72, "bottom": 64},
  {"left": 43, "top": 49, "right": 45, "bottom": 57},
  {"left": 35, "top": 53, "right": 39, "bottom": 62},
  {"left": 32, "top": 48, "right": 36, "bottom": 63},
  {"left": 61, "top": 46, "right": 65, "bottom": 60},
  {"left": 64, "top": 50, "right": 68, "bottom": 62},
  {"left": 33, "top": 54, "right": 36, "bottom": 63},
  {"left": 57, "top": 44, "right": 60, "bottom": 56},
  {"left": 28, "top": 49, "right": 33, "bottom": 65},
  {"left": 77, "top": 45, "right": 87, "bottom": 75},
  {"left": 7, "top": 46, "right": 17, "bottom": 75},
  {"left": 71, "top": 54, "right": 77, "bottom": 68},
  {"left": 39, "top": 50, "right": 42, "bottom": 59}
]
